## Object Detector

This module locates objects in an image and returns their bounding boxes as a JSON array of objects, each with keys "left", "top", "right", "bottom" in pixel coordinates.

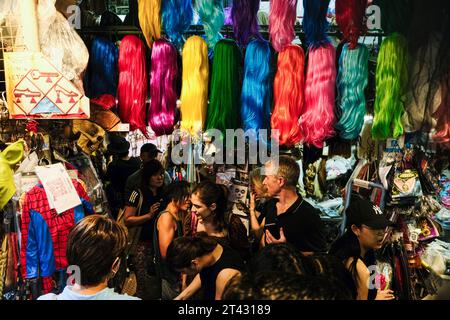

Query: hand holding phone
[{"left": 264, "top": 223, "right": 280, "bottom": 240}]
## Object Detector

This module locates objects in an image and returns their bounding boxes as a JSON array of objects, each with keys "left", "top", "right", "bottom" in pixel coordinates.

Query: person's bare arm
[
  {"left": 249, "top": 193, "right": 264, "bottom": 241},
  {"left": 125, "top": 202, "right": 160, "bottom": 227},
  {"left": 158, "top": 212, "right": 176, "bottom": 258},
  {"left": 175, "top": 274, "right": 201, "bottom": 300},
  {"left": 215, "top": 269, "right": 241, "bottom": 300}
]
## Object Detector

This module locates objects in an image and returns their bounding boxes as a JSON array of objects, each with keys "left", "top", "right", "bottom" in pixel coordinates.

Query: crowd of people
[{"left": 40, "top": 134, "right": 396, "bottom": 300}]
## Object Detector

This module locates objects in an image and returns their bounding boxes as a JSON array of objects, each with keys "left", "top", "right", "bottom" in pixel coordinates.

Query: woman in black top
[
  {"left": 329, "top": 198, "right": 395, "bottom": 300},
  {"left": 123, "top": 159, "right": 165, "bottom": 300},
  {"left": 154, "top": 181, "right": 191, "bottom": 300},
  {"left": 166, "top": 234, "right": 245, "bottom": 300},
  {"left": 190, "top": 181, "right": 250, "bottom": 260}
]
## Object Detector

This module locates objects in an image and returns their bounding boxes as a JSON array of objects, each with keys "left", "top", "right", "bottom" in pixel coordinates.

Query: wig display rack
[{"left": 77, "top": 25, "right": 386, "bottom": 45}]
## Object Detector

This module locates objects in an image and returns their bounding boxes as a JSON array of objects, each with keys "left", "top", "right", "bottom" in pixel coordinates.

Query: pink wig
[
  {"left": 117, "top": 35, "right": 148, "bottom": 134},
  {"left": 271, "top": 44, "right": 305, "bottom": 146},
  {"left": 300, "top": 43, "right": 336, "bottom": 148},
  {"left": 335, "top": 0, "right": 368, "bottom": 49},
  {"left": 269, "top": 0, "right": 298, "bottom": 52},
  {"left": 149, "top": 39, "right": 178, "bottom": 136}
]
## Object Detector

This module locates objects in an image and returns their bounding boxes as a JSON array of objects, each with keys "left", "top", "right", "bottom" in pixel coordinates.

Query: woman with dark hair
[
  {"left": 154, "top": 181, "right": 191, "bottom": 300},
  {"left": 38, "top": 215, "right": 139, "bottom": 300},
  {"left": 329, "top": 198, "right": 395, "bottom": 300},
  {"left": 123, "top": 159, "right": 165, "bottom": 300},
  {"left": 190, "top": 181, "right": 250, "bottom": 260},
  {"left": 166, "top": 234, "right": 245, "bottom": 300}
]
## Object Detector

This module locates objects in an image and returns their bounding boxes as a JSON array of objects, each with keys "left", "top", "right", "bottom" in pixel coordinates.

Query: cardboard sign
[{"left": 4, "top": 52, "right": 89, "bottom": 119}]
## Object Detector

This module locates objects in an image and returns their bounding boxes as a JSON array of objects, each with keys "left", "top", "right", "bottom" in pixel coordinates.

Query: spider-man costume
[{"left": 20, "top": 179, "right": 94, "bottom": 295}]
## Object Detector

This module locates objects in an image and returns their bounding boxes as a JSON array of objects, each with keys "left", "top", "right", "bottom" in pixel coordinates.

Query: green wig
[
  {"left": 372, "top": 33, "right": 409, "bottom": 140},
  {"left": 206, "top": 39, "right": 242, "bottom": 135}
]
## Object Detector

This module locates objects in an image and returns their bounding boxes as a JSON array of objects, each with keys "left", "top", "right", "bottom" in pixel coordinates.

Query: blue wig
[
  {"left": 162, "top": 0, "right": 193, "bottom": 49},
  {"left": 87, "top": 37, "right": 119, "bottom": 98},
  {"left": 335, "top": 43, "right": 369, "bottom": 140},
  {"left": 302, "top": 0, "right": 331, "bottom": 48},
  {"left": 240, "top": 40, "right": 272, "bottom": 138}
]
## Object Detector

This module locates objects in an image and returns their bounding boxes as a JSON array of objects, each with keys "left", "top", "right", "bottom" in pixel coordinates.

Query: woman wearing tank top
[
  {"left": 154, "top": 181, "right": 191, "bottom": 300},
  {"left": 166, "top": 234, "right": 245, "bottom": 300}
]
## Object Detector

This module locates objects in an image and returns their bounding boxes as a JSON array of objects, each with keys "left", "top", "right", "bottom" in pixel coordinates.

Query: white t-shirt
[{"left": 38, "top": 286, "right": 141, "bottom": 301}]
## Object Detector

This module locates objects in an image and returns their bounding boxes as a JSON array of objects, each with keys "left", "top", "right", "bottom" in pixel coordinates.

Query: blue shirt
[{"left": 38, "top": 286, "right": 141, "bottom": 300}]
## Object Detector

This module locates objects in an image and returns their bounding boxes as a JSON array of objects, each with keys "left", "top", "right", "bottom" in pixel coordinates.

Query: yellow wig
[
  {"left": 138, "top": 0, "right": 161, "bottom": 48},
  {"left": 180, "top": 36, "right": 209, "bottom": 136}
]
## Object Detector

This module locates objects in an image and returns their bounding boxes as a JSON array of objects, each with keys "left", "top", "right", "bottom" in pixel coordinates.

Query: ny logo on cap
[{"left": 373, "top": 205, "right": 383, "bottom": 215}]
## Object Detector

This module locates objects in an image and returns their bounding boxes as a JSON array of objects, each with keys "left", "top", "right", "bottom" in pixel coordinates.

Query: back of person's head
[
  {"left": 300, "top": 254, "right": 357, "bottom": 299},
  {"left": 192, "top": 181, "right": 229, "bottom": 230},
  {"left": 67, "top": 214, "right": 127, "bottom": 287},
  {"left": 223, "top": 272, "right": 353, "bottom": 300},
  {"left": 140, "top": 159, "right": 164, "bottom": 189},
  {"left": 165, "top": 181, "right": 191, "bottom": 204},
  {"left": 140, "top": 143, "right": 160, "bottom": 161},
  {"left": 250, "top": 243, "right": 305, "bottom": 274},
  {"left": 166, "top": 233, "right": 217, "bottom": 272},
  {"left": 266, "top": 156, "right": 300, "bottom": 188}
]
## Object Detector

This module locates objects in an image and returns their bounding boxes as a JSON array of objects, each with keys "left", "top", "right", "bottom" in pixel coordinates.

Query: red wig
[
  {"left": 335, "top": 0, "right": 368, "bottom": 49},
  {"left": 117, "top": 35, "right": 148, "bottom": 134}
]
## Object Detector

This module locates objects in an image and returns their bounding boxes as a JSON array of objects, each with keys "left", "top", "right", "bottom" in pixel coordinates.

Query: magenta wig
[
  {"left": 118, "top": 35, "right": 148, "bottom": 134},
  {"left": 335, "top": 0, "right": 368, "bottom": 49},
  {"left": 149, "top": 39, "right": 178, "bottom": 136},
  {"left": 269, "top": 0, "right": 298, "bottom": 52},
  {"left": 231, "top": 0, "right": 261, "bottom": 47},
  {"left": 300, "top": 43, "right": 336, "bottom": 148}
]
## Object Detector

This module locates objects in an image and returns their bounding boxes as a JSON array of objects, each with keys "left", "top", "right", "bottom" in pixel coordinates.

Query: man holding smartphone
[{"left": 257, "top": 156, "right": 328, "bottom": 254}]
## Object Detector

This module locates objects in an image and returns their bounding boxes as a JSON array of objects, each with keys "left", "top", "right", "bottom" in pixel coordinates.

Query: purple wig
[
  {"left": 149, "top": 39, "right": 178, "bottom": 136},
  {"left": 231, "top": 0, "right": 262, "bottom": 46}
]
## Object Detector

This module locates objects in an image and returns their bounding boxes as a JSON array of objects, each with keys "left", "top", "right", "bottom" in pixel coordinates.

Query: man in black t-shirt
[{"left": 260, "top": 156, "right": 328, "bottom": 254}]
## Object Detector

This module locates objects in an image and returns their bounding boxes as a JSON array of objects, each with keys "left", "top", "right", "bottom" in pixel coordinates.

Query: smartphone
[{"left": 264, "top": 223, "right": 280, "bottom": 240}]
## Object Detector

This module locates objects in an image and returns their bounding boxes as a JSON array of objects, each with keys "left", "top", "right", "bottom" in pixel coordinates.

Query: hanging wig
[
  {"left": 335, "top": 44, "right": 369, "bottom": 140},
  {"left": 206, "top": 39, "right": 242, "bottom": 135},
  {"left": 373, "top": 0, "right": 411, "bottom": 36},
  {"left": 270, "top": 44, "right": 305, "bottom": 147},
  {"left": 302, "top": 0, "right": 331, "bottom": 48},
  {"left": 180, "top": 36, "right": 209, "bottom": 136},
  {"left": 86, "top": 37, "right": 118, "bottom": 98},
  {"left": 432, "top": 76, "right": 450, "bottom": 147},
  {"left": 269, "top": 0, "right": 297, "bottom": 52},
  {"left": 404, "top": 0, "right": 450, "bottom": 133},
  {"left": 138, "top": 0, "right": 161, "bottom": 48},
  {"left": 149, "top": 39, "right": 178, "bottom": 137},
  {"left": 300, "top": 43, "right": 336, "bottom": 148},
  {"left": 335, "top": 0, "right": 367, "bottom": 49},
  {"left": 162, "top": 0, "right": 193, "bottom": 49},
  {"left": 371, "top": 33, "right": 408, "bottom": 140},
  {"left": 194, "top": 0, "right": 225, "bottom": 49},
  {"left": 117, "top": 35, "right": 148, "bottom": 134},
  {"left": 241, "top": 40, "right": 272, "bottom": 137},
  {"left": 231, "top": 0, "right": 261, "bottom": 47},
  {"left": 402, "top": 37, "right": 442, "bottom": 132}
]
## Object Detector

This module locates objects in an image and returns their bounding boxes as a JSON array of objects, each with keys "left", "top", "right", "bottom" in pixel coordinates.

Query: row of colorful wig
[{"left": 84, "top": 0, "right": 449, "bottom": 149}]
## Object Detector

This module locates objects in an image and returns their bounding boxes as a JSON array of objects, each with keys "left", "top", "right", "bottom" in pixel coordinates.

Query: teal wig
[{"left": 335, "top": 43, "right": 369, "bottom": 140}]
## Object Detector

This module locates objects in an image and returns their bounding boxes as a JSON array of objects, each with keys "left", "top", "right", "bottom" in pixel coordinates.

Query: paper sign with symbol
[{"left": 4, "top": 52, "right": 89, "bottom": 119}]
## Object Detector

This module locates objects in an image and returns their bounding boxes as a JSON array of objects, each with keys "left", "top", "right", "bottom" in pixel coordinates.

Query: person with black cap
[
  {"left": 105, "top": 134, "right": 141, "bottom": 219},
  {"left": 329, "top": 197, "right": 396, "bottom": 300},
  {"left": 124, "top": 143, "right": 171, "bottom": 201}
]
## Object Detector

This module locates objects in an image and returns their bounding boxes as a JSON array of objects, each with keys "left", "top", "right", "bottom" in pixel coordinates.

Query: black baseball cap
[
  {"left": 141, "top": 143, "right": 162, "bottom": 155},
  {"left": 346, "top": 198, "right": 394, "bottom": 229}
]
